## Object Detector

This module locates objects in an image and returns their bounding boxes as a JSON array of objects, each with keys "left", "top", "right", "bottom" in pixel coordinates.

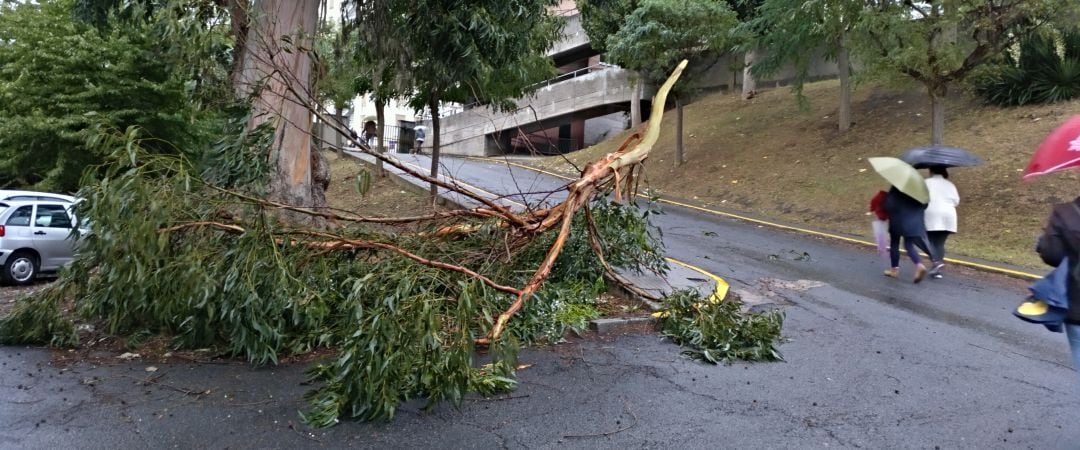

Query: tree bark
[
  {"left": 929, "top": 83, "right": 946, "bottom": 145},
  {"left": 674, "top": 96, "right": 684, "bottom": 167},
  {"left": 837, "top": 34, "right": 852, "bottom": 132},
  {"left": 630, "top": 75, "right": 642, "bottom": 128},
  {"left": 235, "top": 0, "right": 325, "bottom": 221},
  {"left": 428, "top": 96, "right": 441, "bottom": 202},
  {"left": 227, "top": 0, "right": 250, "bottom": 91},
  {"left": 742, "top": 49, "right": 759, "bottom": 100},
  {"left": 375, "top": 98, "right": 386, "bottom": 177}
]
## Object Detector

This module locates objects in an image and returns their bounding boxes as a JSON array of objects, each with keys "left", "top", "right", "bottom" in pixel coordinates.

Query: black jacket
[
  {"left": 883, "top": 187, "right": 928, "bottom": 237},
  {"left": 1036, "top": 197, "right": 1080, "bottom": 324}
]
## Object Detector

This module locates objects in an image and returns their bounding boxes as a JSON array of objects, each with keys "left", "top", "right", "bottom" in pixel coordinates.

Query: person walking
[
  {"left": 1036, "top": 196, "right": 1080, "bottom": 378},
  {"left": 413, "top": 126, "right": 426, "bottom": 155},
  {"left": 362, "top": 120, "right": 378, "bottom": 148},
  {"left": 924, "top": 166, "right": 960, "bottom": 279},
  {"left": 882, "top": 187, "right": 936, "bottom": 283}
]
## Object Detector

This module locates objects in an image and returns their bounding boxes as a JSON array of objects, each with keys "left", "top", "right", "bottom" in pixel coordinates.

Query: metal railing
[
  {"left": 528, "top": 62, "right": 615, "bottom": 91},
  {"left": 315, "top": 122, "right": 425, "bottom": 154},
  {"left": 416, "top": 62, "right": 618, "bottom": 121}
]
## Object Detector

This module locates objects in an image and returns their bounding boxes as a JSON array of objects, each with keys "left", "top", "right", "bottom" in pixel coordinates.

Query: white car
[
  {"left": 0, "top": 190, "right": 77, "bottom": 203},
  {"left": 0, "top": 199, "right": 83, "bottom": 285}
]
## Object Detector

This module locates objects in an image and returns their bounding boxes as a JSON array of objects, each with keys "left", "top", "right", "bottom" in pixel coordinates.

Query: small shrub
[{"left": 974, "top": 30, "right": 1080, "bottom": 106}]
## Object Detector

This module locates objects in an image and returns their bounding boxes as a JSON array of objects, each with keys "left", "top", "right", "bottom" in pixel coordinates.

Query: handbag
[
  {"left": 871, "top": 219, "right": 889, "bottom": 257},
  {"left": 1014, "top": 256, "right": 1069, "bottom": 331}
]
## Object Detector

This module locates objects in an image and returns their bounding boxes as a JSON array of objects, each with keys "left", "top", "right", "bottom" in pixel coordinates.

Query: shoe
[
  {"left": 931, "top": 273, "right": 944, "bottom": 279},
  {"left": 883, "top": 268, "right": 899, "bottom": 278},
  {"left": 913, "top": 264, "right": 927, "bottom": 283},
  {"left": 929, "top": 262, "right": 945, "bottom": 275}
]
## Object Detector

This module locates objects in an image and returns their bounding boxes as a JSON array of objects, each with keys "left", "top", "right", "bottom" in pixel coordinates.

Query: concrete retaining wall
[{"left": 432, "top": 67, "right": 653, "bottom": 156}]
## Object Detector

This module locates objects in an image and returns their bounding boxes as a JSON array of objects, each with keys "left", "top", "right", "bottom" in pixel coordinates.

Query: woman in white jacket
[{"left": 924, "top": 166, "right": 960, "bottom": 279}]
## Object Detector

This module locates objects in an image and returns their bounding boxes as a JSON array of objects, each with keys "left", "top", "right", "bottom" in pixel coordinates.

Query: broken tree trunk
[{"left": 486, "top": 59, "right": 689, "bottom": 341}]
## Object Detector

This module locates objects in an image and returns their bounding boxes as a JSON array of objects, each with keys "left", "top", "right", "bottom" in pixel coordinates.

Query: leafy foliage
[
  {"left": 974, "top": 30, "right": 1080, "bottom": 106},
  {"left": 0, "top": 291, "right": 77, "bottom": 347},
  {"left": 577, "top": 0, "right": 639, "bottom": 53},
  {"left": 853, "top": 0, "right": 1077, "bottom": 89},
  {"left": 0, "top": 0, "right": 231, "bottom": 192},
  {"left": 313, "top": 24, "right": 365, "bottom": 114},
  {"left": 851, "top": 0, "right": 1078, "bottom": 143},
  {"left": 745, "top": 0, "right": 861, "bottom": 103},
  {"left": 401, "top": 0, "right": 563, "bottom": 109},
  {"left": 656, "top": 289, "right": 784, "bottom": 364},
  {"left": 0, "top": 120, "right": 671, "bottom": 424},
  {"left": 605, "top": 0, "right": 738, "bottom": 89}
]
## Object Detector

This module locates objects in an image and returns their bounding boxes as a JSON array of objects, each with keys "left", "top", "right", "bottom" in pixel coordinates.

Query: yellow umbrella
[{"left": 868, "top": 157, "right": 929, "bottom": 204}]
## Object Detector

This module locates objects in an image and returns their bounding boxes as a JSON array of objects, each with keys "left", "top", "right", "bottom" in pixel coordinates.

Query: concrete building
[{"left": 428, "top": 5, "right": 642, "bottom": 157}]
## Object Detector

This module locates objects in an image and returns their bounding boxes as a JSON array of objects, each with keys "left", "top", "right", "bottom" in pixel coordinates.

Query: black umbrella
[{"left": 899, "top": 145, "right": 984, "bottom": 169}]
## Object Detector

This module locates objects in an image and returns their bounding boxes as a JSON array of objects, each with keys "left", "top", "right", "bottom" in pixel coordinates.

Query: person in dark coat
[
  {"left": 1035, "top": 197, "right": 1080, "bottom": 376},
  {"left": 882, "top": 187, "right": 936, "bottom": 283}
]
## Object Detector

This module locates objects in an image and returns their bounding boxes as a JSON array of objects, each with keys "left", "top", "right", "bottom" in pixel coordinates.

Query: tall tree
[
  {"left": 402, "top": 0, "right": 562, "bottom": 199},
  {"left": 605, "top": 0, "right": 738, "bottom": 167},
  {"left": 234, "top": 0, "right": 328, "bottom": 217},
  {"left": 577, "top": 0, "right": 644, "bottom": 127},
  {"left": 855, "top": 0, "right": 1077, "bottom": 145},
  {"left": 748, "top": 0, "right": 863, "bottom": 132}
]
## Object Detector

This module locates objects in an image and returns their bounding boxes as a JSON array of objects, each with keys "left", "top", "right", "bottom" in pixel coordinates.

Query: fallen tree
[{"left": 0, "top": 60, "right": 783, "bottom": 426}]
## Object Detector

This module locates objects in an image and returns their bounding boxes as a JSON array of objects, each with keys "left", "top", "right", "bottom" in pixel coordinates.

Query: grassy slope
[
  {"left": 323, "top": 151, "right": 440, "bottom": 220},
  {"left": 535, "top": 80, "right": 1080, "bottom": 270}
]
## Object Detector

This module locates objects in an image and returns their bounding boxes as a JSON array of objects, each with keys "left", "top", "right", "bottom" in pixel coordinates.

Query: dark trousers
[
  {"left": 890, "top": 233, "right": 936, "bottom": 268},
  {"left": 927, "top": 231, "right": 952, "bottom": 264}
]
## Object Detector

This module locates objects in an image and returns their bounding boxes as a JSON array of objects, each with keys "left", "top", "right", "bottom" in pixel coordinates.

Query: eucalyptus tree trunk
[
  {"left": 674, "top": 97, "right": 684, "bottom": 167},
  {"left": 741, "top": 49, "right": 759, "bottom": 100},
  {"left": 375, "top": 98, "right": 386, "bottom": 177},
  {"left": 235, "top": 0, "right": 326, "bottom": 220},
  {"left": 630, "top": 76, "right": 642, "bottom": 128},
  {"left": 837, "top": 34, "right": 852, "bottom": 132},
  {"left": 428, "top": 96, "right": 441, "bottom": 202}
]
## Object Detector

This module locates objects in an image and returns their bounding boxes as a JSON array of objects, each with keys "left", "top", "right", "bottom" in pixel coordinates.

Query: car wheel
[{"left": 2, "top": 251, "right": 38, "bottom": 286}]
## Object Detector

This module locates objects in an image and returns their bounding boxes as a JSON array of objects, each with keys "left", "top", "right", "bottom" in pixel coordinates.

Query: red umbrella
[{"left": 1023, "top": 115, "right": 1080, "bottom": 180}]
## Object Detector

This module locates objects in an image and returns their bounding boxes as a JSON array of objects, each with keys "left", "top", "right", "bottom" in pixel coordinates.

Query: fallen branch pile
[{"left": 296, "top": 60, "right": 688, "bottom": 343}]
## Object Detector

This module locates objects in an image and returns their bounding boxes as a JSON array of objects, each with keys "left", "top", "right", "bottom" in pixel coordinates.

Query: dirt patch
[
  {"left": 595, "top": 292, "right": 649, "bottom": 318},
  {"left": 0, "top": 281, "right": 52, "bottom": 317},
  {"left": 531, "top": 80, "right": 1080, "bottom": 271},
  {"left": 323, "top": 151, "right": 449, "bottom": 226}
]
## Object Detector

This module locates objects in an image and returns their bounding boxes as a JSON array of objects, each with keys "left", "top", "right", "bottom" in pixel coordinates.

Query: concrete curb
[{"left": 588, "top": 316, "right": 655, "bottom": 334}]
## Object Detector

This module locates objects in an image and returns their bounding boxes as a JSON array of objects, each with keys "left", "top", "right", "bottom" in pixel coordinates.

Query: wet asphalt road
[{"left": 3, "top": 154, "right": 1080, "bottom": 449}]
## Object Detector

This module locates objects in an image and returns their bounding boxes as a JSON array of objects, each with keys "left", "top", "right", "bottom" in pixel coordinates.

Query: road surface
[{"left": 1, "top": 153, "right": 1078, "bottom": 449}]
